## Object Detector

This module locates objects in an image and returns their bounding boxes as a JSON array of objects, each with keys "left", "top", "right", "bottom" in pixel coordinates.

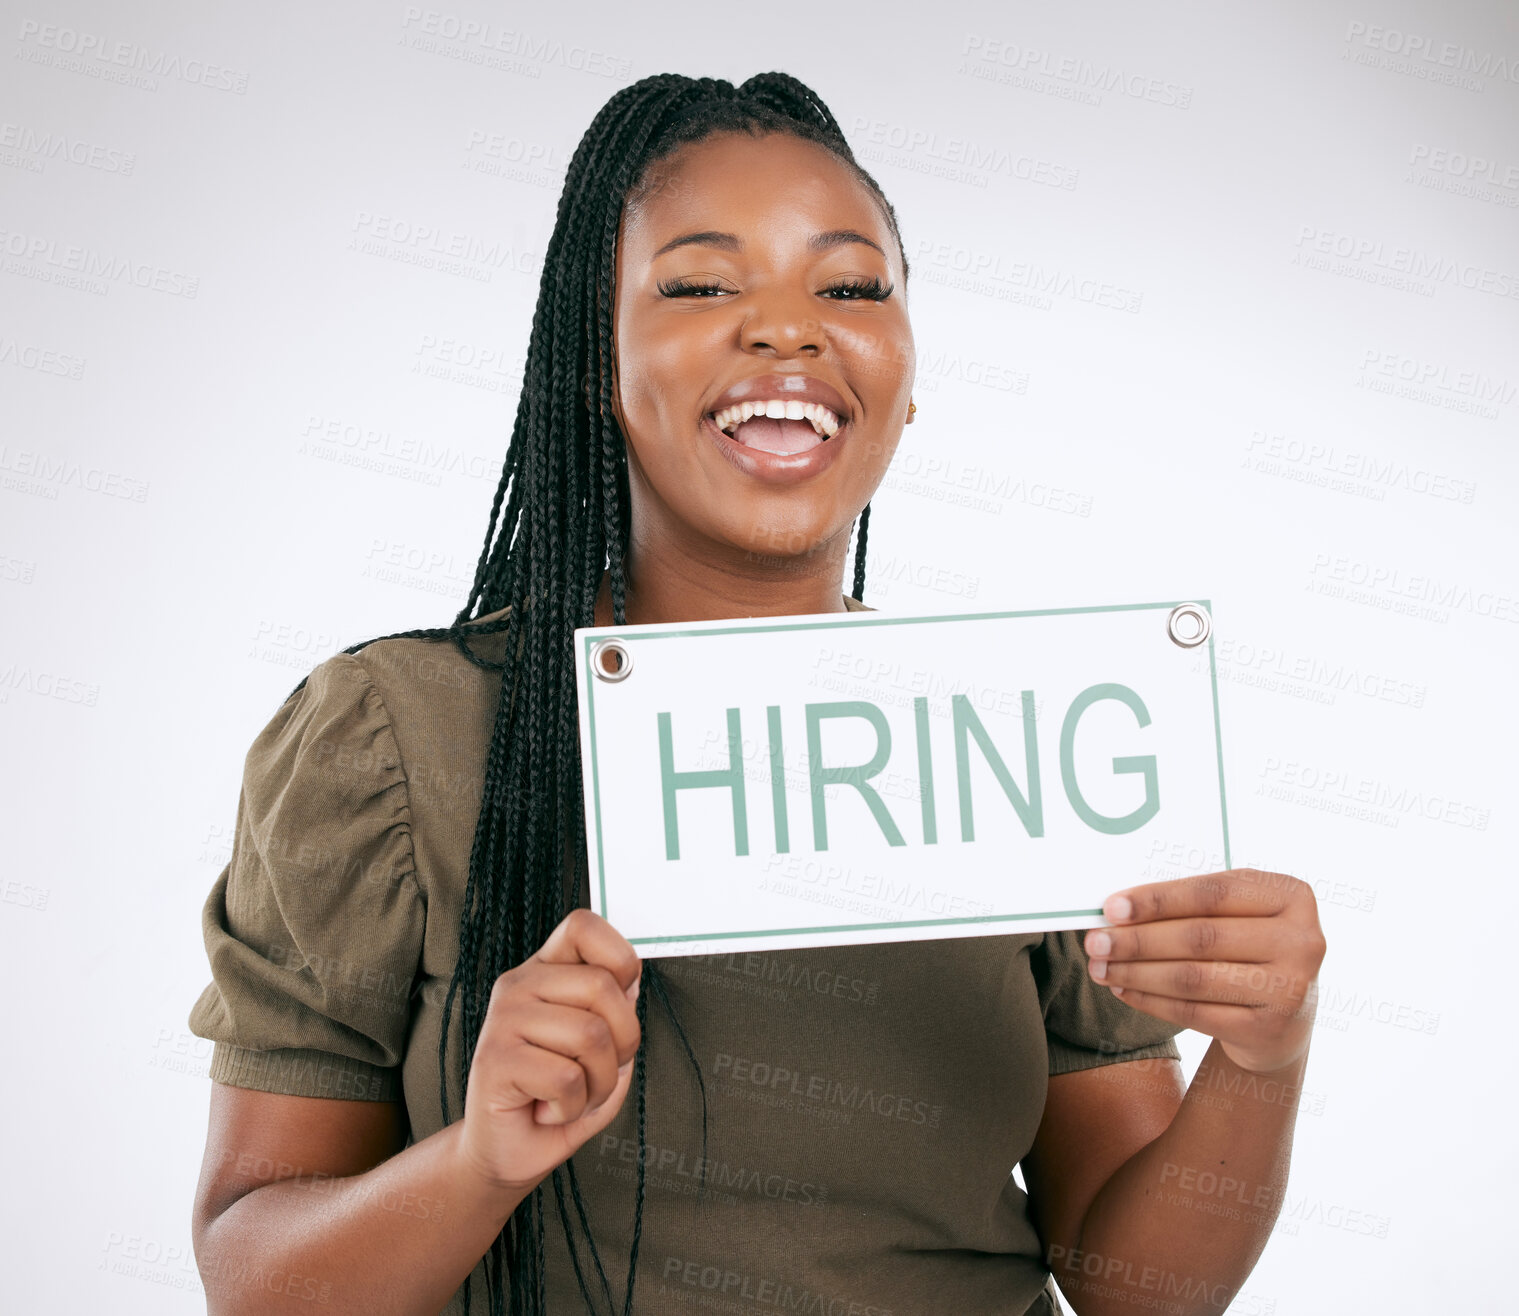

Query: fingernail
[
  {"left": 1106, "top": 895, "right": 1133, "bottom": 922},
  {"left": 1090, "top": 959, "right": 1108, "bottom": 982},
  {"left": 619, "top": 1060, "right": 633, "bottom": 1076},
  {"left": 1110, "top": 984, "right": 1125, "bottom": 997},
  {"left": 1087, "top": 931, "right": 1112, "bottom": 957},
  {"left": 625, "top": 977, "right": 641, "bottom": 1003}
]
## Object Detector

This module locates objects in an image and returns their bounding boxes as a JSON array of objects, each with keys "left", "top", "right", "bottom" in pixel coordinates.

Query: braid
[
  {"left": 276, "top": 71, "right": 902, "bottom": 1316},
  {"left": 852, "top": 502, "right": 872, "bottom": 603}
]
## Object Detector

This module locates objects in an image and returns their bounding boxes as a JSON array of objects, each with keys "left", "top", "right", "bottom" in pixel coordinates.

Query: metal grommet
[
  {"left": 1167, "top": 603, "right": 1211, "bottom": 648},
  {"left": 591, "top": 638, "right": 633, "bottom": 682}
]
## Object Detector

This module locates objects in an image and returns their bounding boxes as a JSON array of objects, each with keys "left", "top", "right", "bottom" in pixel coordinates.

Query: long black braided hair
[{"left": 283, "top": 71, "right": 910, "bottom": 1315}]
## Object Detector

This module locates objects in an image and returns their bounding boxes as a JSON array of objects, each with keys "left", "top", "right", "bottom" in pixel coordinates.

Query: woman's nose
[{"left": 739, "top": 287, "right": 823, "bottom": 356}]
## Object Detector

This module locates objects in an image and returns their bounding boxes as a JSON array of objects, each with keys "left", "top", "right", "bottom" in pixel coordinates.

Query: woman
[{"left": 189, "top": 73, "right": 1326, "bottom": 1316}]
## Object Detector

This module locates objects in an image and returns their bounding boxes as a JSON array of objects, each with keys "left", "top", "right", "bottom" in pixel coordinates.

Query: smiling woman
[
  {"left": 187, "top": 71, "right": 1323, "bottom": 1316},
  {"left": 599, "top": 125, "right": 916, "bottom": 626}
]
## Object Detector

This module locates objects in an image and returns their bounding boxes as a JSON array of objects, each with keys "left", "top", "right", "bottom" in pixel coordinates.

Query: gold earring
[{"left": 908, "top": 400, "right": 917, "bottom": 416}]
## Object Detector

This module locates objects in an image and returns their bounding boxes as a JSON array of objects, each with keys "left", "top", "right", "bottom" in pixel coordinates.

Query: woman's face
[{"left": 610, "top": 131, "right": 914, "bottom": 581}]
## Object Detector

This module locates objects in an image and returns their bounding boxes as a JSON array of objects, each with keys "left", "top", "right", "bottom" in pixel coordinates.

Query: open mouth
[{"left": 706, "top": 399, "right": 843, "bottom": 456}]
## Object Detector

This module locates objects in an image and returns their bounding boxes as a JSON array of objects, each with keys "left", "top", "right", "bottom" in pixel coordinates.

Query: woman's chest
[{"left": 610, "top": 934, "right": 1052, "bottom": 1210}]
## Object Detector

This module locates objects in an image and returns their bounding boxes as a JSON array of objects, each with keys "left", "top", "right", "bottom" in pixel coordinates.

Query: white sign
[{"left": 574, "top": 601, "right": 1231, "bottom": 957}]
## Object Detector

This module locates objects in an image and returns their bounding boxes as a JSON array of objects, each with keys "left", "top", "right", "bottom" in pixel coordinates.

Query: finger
[
  {"left": 1101, "top": 983, "right": 1262, "bottom": 1037},
  {"left": 496, "top": 1040, "right": 593, "bottom": 1124},
  {"left": 509, "top": 1001, "right": 624, "bottom": 1113},
  {"left": 506, "top": 962, "right": 642, "bottom": 1063},
  {"left": 554, "top": 1056, "right": 636, "bottom": 1133},
  {"left": 533, "top": 908, "right": 642, "bottom": 994},
  {"left": 1093, "top": 958, "right": 1309, "bottom": 1009},
  {"left": 1105, "top": 869, "right": 1308, "bottom": 925},
  {"left": 1085, "top": 917, "right": 1290, "bottom": 966}
]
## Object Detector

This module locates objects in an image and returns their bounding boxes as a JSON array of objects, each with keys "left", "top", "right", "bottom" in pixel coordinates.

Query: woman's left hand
[{"left": 1083, "top": 868, "right": 1328, "bottom": 1074}]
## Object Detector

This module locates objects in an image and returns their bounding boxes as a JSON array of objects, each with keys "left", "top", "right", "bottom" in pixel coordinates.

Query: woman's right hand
[{"left": 454, "top": 908, "right": 643, "bottom": 1195}]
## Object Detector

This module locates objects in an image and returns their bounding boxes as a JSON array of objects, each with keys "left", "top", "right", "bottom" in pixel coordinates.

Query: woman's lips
[{"left": 701, "top": 412, "right": 848, "bottom": 485}]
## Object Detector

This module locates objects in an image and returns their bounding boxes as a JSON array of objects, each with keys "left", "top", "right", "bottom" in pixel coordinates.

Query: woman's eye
[
  {"left": 823, "top": 277, "right": 895, "bottom": 302},
  {"left": 657, "top": 277, "right": 895, "bottom": 301},
  {"left": 658, "top": 280, "right": 730, "bottom": 298}
]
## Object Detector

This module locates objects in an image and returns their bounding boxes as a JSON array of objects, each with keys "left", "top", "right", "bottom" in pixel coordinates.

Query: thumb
[{"left": 542, "top": 1057, "right": 637, "bottom": 1146}]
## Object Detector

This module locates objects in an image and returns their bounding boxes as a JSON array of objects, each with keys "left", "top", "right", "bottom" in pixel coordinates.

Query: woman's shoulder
[
  {"left": 341, "top": 605, "right": 514, "bottom": 768},
  {"left": 329, "top": 595, "right": 864, "bottom": 745},
  {"left": 353, "top": 603, "right": 513, "bottom": 682}
]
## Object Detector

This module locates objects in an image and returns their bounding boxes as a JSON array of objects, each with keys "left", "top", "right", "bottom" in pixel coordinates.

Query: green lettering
[
  {"left": 805, "top": 701, "right": 905, "bottom": 851},
  {"left": 658, "top": 708, "right": 748, "bottom": 859},
  {"left": 766, "top": 704, "right": 789, "bottom": 853},
  {"left": 1059, "top": 683, "right": 1159, "bottom": 834},
  {"left": 913, "top": 696, "right": 937, "bottom": 844},
  {"left": 953, "top": 691, "right": 1043, "bottom": 840}
]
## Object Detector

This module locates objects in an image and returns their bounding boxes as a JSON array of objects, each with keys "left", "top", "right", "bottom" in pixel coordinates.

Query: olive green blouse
[{"left": 189, "top": 595, "right": 1182, "bottom": 1315}]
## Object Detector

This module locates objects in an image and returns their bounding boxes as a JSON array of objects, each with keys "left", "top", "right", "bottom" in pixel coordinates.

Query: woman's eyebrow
[{"left": 651, "top": 229, "right": 886, "bottom": 258}]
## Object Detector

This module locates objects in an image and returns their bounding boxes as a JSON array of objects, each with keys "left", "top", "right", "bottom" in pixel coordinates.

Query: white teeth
[{"left": 710, "top": 399, "right": 843, "bottom": 439}]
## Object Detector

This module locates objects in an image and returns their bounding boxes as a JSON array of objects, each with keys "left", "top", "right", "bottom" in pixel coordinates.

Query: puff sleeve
[
  {"left": 187, "top": 653, "right": 424, "bottom": 1102},
  {"left": 1032, "top": 929, "right": 1184, "bottom": 1076}
]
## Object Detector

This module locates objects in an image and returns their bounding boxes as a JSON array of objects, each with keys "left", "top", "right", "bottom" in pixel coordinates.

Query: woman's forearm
[
  {"left": 196, "top": 1120, "right": 527, "bottom": 1315},
  {"left": 1051, "top": 1039, "right": 1309, "bottom": 1316}
]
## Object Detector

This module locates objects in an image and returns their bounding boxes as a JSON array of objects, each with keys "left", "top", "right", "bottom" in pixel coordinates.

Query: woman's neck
[{"left": 591, "top": 542, "right": 851, "bottom": 627}]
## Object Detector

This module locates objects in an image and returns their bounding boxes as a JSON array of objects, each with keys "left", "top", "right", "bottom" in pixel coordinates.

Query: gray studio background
[{"left": 3, "top": 1, "right": 1516, "bottom": 1311}]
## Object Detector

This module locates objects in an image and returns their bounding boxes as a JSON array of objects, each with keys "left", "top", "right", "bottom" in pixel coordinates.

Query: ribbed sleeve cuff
[
  {"left": 209, "top": 1042, "right": 404, "bottom": 1102},
  {"left": 1047, "top": 1036, "right": 1182, "bottom": 1077}
]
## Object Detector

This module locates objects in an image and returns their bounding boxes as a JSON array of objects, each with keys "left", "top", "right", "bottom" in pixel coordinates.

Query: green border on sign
[{"left": 581, "top": 600, "right": 1230, "bottom": 946}]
